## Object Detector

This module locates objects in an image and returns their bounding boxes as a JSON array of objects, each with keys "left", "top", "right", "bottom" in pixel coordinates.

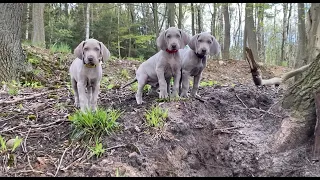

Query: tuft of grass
[
  {"left": 200, "top": 80, "right": 218, "bottom": 87},
  {"left": 69, "top": 108, "right": 122, "bottom": 141},
  {"left": 130, "top": 82, "right": 151, "bottom": 93},
  {"left": 49, "top": 43, "right": 71, "bottom": 54},
  {"left": 145, "top": 105, "right": 168, "bottom": 128},
  {"left": 88, "top": 139, "right": 105, "bottom": 158},
  {"left": 120, "top": 69, "right": 130, "bottom": 80}
]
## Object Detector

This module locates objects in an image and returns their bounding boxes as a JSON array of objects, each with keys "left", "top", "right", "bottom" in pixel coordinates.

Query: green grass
[
  {"left": 88, "top": 139, "right": 105, "bottom": 158},
  {"left": 68, "top": 108, "right": 122, "bottom": 141},
  {"left": 200, "top": 80, "right": 219, "bottom": 87},
  {"left": 130, "top": 82, "right": 151, "bottom": 93},
  {"left": 145, "top": 105, "right": 168, "bottom": 128},
  {"left": 120, "top": 69, "right": 130, "bottom": 80},
  {"left": 49, "top": 43, "right": 71, "bottom": 54}
]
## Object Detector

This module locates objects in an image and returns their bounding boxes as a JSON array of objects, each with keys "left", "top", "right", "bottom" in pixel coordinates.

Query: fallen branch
[
  {"left": 0, "top": 89, "right": 66, "bottom": 105},
  {"left": 55, "top": 143, "right": 72, "bottom": 177},
  {"left": 235, "top": 93, "right": 254, "bottom": 113},
  {"left": 245, "top": 47, "right": 310, "bottom": 86},
  {"left": 213, "top": 126, "right": 243, "bottom": 135}
]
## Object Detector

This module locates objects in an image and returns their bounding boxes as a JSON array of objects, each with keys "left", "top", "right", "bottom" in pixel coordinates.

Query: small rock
[
  {"left": 134, "top": 126, "right": 141, "bottom": 133},
  {"left": 6, "top": 139, "right": 16, "bottom": 149},
  {"left": 218, "top": 60, "right": 225, "bottom": 66},
  {"left": 129, "top": 152, "right": 138, "bottom": 158}
]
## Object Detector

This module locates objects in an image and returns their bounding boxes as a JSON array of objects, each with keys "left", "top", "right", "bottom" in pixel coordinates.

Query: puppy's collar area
[
  {"left": 166, "top": 49, "right": 178, "bottom": 54},
  {"left": 84, "top": 64, "right": 97, "bottom": 68},
  {"left": 195, "top": 52, "right": 206, "bottom": 59}
]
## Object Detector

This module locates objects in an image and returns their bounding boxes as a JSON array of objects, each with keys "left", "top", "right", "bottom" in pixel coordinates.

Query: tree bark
[
  {"left": 167, "top": 3, "right": 175, "bottom": 27},
  {"left": 191, "top": 3, "right": 195, "bottom": 36},
  {"left": 31, "top": 3, "right": 45, "bottom": 48},
  {"left": 211, "top": 3, "right": 216, "bottom": 37},
  {"left": 281, "top": 3, "right": 288, "bottom": 64},
  {"left": 222, "top": 3, "right": 230, "bottom": 60},
  {"left": 245, "top": 3, "right": 259, "bottom": 62},
  {"left": 25, "top": 3, "right": 30, "bottom": 40},
  {"left": 256, "top": 3, "right": 265, "bottom": 62},
  {"left": 273, "top": 4, "right": 320, "bottom": 152},
  {"left": 0, "top": 3, "right": 26, "bottom": 82},
  {"left": 178, "top": 3, "right": 182, "bottom": 29},
  {"left": 295, "top": 3, "right": 307, "bottom": 71},
  {"left": 64, "top": 3, "right": 68, "bottom": 18},
  {"left": 306, "top": 3, "right": 320, "bottom": 64},
  {"left": 197, "top": 4, "right": 202, "bottom": 33},
  {"left": 85, "top": 3, "right": 90, "bottom": 40}
]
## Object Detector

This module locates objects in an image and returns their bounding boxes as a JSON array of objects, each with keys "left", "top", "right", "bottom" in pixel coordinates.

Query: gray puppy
[
  {"left": 179, "top": 32, "right": 220, "bottom": 98},
  {"left": 122, "top": 27, "right": 190, "bottom": 104},
  {"left": 69, "top": 38, "right": 110, "bottom": 111}
]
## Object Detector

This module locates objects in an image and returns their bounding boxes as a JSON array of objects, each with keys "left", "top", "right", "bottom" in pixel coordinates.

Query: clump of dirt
[{"left": 0, "top": 47, "right": 316, "bottom": 177}]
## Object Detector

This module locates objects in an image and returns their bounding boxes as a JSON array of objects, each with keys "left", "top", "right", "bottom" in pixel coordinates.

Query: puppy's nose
[
  {"left": 201, "top": 49, "right": 207, "bottom": 53},
  {"left": 172, "top": 44, "right": 177, "bottom": 49},
  {"left": 88, "top": 57, "right": 94, "bottom": 62}
]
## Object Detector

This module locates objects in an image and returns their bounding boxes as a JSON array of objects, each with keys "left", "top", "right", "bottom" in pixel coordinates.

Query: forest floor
[{"left": 0, "top": 46, "right": 319, "bottom": 177}]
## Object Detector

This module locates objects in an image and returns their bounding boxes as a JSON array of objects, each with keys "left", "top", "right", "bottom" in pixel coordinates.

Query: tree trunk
[
  {"left": 295, "top": 3, "right": 307, "bottom": 70},
  {"left": 25, "top": 3, "right": 30, "bottom": 40},
  {"left": 117, "top": 4, "right": 121, "bottom": 58},
  {"left": 167, "top": 3, "right": 175, "bottom": 27},
  {"left": 85, "top": 3, "right": 90, "bottom": 40},
  {"left": 64, "top": 3, "right": 68, "bottom": 18},
  {"left": 273, "top": 3, "right": 320, "bottom": 152},
  {"left": 152, "top": 3, "right": 159, "bottom": 37},
  {"left": 31, "top": 3, "right": 45, "bottom": 48},
  {"left": 245, "top": 3, "right": 259, "bottom": 62},
  {"left": 222, "top": 3, "right": 230, "bottom": 60},
  {"left": 211, "top": 3, "right": 216, "bottom": 37},
  {"left": 257, "top": 3, "right": 265, "bottom": 62},
  {"left": 178, "top": 3, "right": 182, "bottom": 29},
  {"left": 281, "top": 3, "right": 288, "bottom": 65},
  {"left": 191, "top": 3, "right": 195, "bottom": 36},
  {"left": 197, "top": 4, "right": 202, "bottom": 33},
  {"left": 306, "top": 3, "right": 320, "bottom": 64},
  {"left": 0, "top": 3, "right": 26, "bottom": 82}
]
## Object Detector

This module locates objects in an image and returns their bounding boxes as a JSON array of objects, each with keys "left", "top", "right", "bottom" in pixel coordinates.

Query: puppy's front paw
[
  {"left": 74, "top": 101, "right": 80, "bottom": 108},
  {"left": 170, "top": 91, "right": 179, "bottom": 99},
  {"left": 180, "top": 92, "right": 189, "bottom": 98},
  {"left": 159, "top": 91, "right": 169, "bottom": 99}
]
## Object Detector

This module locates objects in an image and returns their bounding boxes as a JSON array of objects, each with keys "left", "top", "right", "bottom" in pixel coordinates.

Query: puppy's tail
[{"left": 121, "top": 78, "right": 137, "bottom": 88}]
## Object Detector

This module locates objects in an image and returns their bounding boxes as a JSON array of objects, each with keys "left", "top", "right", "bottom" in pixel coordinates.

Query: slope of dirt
[{"left": 0, "top": 48, "right": 317, "bottom": 177}]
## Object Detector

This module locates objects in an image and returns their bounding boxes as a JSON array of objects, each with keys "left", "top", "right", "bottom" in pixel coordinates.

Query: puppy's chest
[
  {"left": 164, "top": 59, "right": 180, "bottom": 77},
  {"left": 190, "top": 62, "right": 204, "bottom": 76}
]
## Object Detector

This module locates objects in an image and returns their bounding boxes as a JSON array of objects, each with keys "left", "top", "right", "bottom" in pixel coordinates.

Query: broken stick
[
  {"left": 245, "top": 47, "right": 310, "bottom": 86},
  {"left": 0, "top": 88, "right": 65, "bottom": 105}
]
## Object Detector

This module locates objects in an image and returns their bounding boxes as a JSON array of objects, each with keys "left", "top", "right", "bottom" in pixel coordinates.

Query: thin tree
[
  {"left": 32, "top": 3, "right": 45, "bottom": 48},
  {"left": 191, "top": 3, "right": 195, "bottom": 36},
  {"left": 25, "top": 3, "right": 30, "bottom": 40},
  {"left": 222, "top": 3, "right": 230, "bottom": 60},
  {"left": 167, "top": 3, "right": 175, "bottom": 27},
  {"left": 178, "top": 3, "right": 183, "bottom": 29},
  {"left": 0, "top": 4, "right": 26, "bottom": 82},
  {"left": 295, "top": 3, "right": 307, "bottom": 72},
  {"left": 244, "top": 3, "right": 259, "bottom": 62},
  {"left": 85, "top": 3, "right": 90, "bottom": 40},
  {"left": 280, "top": 3, "right": 288, "bottom": 65}
]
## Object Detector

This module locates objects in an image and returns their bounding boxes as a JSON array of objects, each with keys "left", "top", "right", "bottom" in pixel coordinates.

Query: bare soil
[{"left": 0, "top": 48, "right": 319, "bottom": 177}]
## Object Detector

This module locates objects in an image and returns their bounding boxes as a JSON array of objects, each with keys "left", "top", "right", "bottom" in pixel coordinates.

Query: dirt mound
[{"left": 0, "top": 47, "right": 316, "bottom": 177}]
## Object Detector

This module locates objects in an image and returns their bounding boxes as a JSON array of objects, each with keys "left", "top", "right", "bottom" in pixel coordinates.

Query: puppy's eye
[
  {"left": 167, "top": 35, "right": 171, "bottom": 38},
  {"left": 94, "top": 47, "right": 100, "bottom": 51},
  {"left": 176, "top": 34, "right": 180, "bottom": 38},
  {"left": 84, "top": 48, "right": 88, "bottom": 51},
  {"left": 198, "top": 39, "right": 203, "bottom": 43},
  {"left": 208, "top": 41, "right": 212, "bottom": 44}
]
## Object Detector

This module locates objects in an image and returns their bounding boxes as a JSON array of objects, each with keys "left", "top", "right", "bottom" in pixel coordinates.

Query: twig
[
  {"left": 61, "top": 149, "right": 89, "bottom": 172},
  {"left": 235, "top": 93, "right": 254, "bottom": 113},
  {"left": 0, "top": 119, "right": 68, "bottom": 133},
  {"left": 23, "top": 128, "right": 31, "bottom": 153},
  {"left": 235, "top": 106, "right": 282, "bottom": 118},
  {"left": 0, "top": 89, "right": 65, "bottom": 105},
  {"left": 54, "top": 143, "right": 72, "bottom": 177},
  {"left": 194, "top": 96, "right": 206, "bottom": 102},
  {"left": 213, "top": 126, "right": 243, "bottom": 135},
  {"left": 106, "top": 144, "right": 127, "bottom": 151}
]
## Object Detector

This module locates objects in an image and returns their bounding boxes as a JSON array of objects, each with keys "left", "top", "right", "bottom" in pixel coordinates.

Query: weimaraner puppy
[
  {"left": 69, "top": 38, "right": 110, "bottom": 111},
  {"left": 179, "top": 32, "right": 220, "bottom": 98},
  {"left": 122, "top": 27, "right": 190, "bottom": 104}
]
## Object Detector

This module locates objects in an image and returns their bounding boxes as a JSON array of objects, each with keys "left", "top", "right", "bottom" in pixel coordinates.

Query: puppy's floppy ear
[
  {"left": 98, "top": 42, "right": 110, "bottom": 62},
  {"left": 156, "top": 30, "right": 167, "bottom": 51},
  {"left": 178, "top": 29, "right": 191, "bottom": 49},
  {"left": 209, "top": 36, "right": 221, "bottom": 56},
  {"left": 188, "top": 34, "right": 199, "bottom": 51},
  {"left": 74, "top": 41, "right": 86, "bottom": 60}
]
